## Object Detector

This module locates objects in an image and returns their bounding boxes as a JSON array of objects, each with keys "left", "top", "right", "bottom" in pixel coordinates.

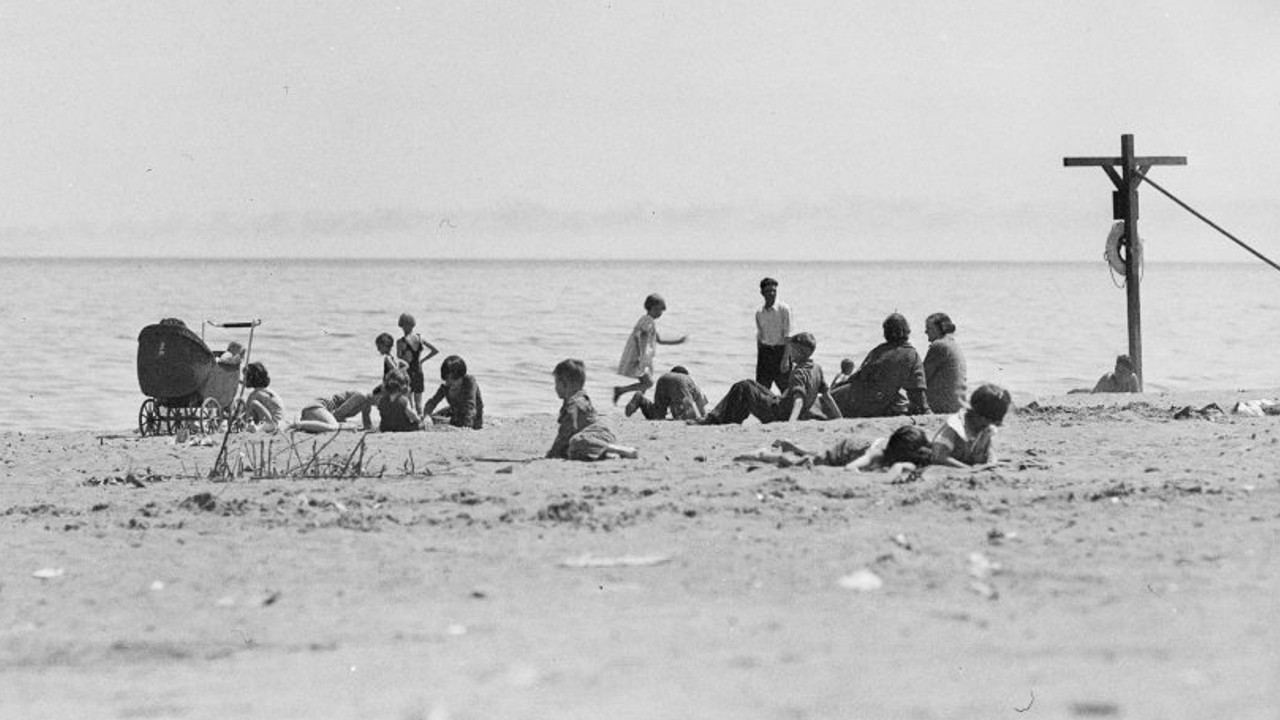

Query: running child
[{"left": 613, "top": 293, "right": 687, "bottom": 405}]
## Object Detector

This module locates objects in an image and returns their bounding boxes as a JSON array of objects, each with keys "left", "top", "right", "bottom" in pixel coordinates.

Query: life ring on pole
[{"left": 1104, "top": 221, "right": 1127, "bottom": 275}]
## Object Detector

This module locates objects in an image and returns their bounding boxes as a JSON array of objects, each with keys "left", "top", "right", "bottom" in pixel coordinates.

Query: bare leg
[
  {"left": 293, "top": 406, "right": 340, "bottom": 433},
  {"left": 602, "top": 443, "right": 639, "bottom": 459},
  {"left": 331, "top": 392, "right": 373, "bottom": 430},
  {"left": 613, "top": 374, "right": 653, "bottom": 404}
]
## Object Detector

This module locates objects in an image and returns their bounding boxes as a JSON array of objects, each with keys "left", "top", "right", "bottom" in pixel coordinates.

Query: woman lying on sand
[{"left": 735, "top": 424, "right": 934, "bottom": 472}]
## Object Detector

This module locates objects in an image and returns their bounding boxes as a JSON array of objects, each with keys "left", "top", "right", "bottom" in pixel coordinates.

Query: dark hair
[
  {"left": 882, "top": 313, "right": 910, "bottom": 343},
  {"left": 969, "top": 383, "right": 1012, "bottom": 425},
  {"left": 789, "top": 332, "right": 816, "bottom": 352},
  {"left": 884, "top": 425, "right": 933, "bottom": 466},
  {"left": 383, "top": 368, "right": 410, "bottom": 394},
  {"left": 643, "top": 293, "right": 666, "bottom": 311},
  {"left": 670, "top": 365, "right": 689, "bottom": 375},
  {"left": 1115, "top": 354, "right": 1134, "bottom": 372},
  {"left": 926, "top": 312, "right": 955, "bottom": 335},
  {"left": 759, "top": 277, "right": 778, "bottom": 290},
  {"left": 398, "top": 312, "right": 415, "bottom": 329},
  {"left": 553, "top": 358, "right": 586, "bottom": 385},
  {"left": 245, "top": 361, "right": 270, "bottom": 389},
  {"left": 375, "top": 332, "right": 395, "bottom": 349},
  {"left": 440, "top": 355, "right": 468, "bottom": 380}
]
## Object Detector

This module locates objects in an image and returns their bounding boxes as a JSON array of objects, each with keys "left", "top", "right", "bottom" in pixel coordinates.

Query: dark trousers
[
  {"left": 756, "top": 343, "right": 787, "bottom": 392},
  {"left": 705, "top": 380, "right": 781, "bottom": 425},
  {"left": 633, "top": 395, "right": 665, "bottom": 420}
]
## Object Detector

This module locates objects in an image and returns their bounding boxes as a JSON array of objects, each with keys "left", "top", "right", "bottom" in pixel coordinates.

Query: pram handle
[{"left": 205, "top": 319, "right": 262, "bottom": 329}]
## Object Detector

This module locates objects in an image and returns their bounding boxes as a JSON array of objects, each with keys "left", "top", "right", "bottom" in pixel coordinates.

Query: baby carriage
[{"left": 136, "top": 317, "right": 261, "bottom": 436}]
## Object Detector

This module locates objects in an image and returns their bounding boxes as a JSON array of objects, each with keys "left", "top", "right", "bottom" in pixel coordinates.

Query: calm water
[{"left": 2, "top": 258, "right": 1277, "bottom": 433}]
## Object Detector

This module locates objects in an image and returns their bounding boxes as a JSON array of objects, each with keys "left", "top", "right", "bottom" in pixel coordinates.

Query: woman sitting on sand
[
  {"left": 735, "top": 424, "right": 934, "bottom": 473},
  {"left": 244, "top": 361, "right": 286, "bottom": 433},
  {"left": 831, "top": 313, "right": 930, "bottom": 418}
]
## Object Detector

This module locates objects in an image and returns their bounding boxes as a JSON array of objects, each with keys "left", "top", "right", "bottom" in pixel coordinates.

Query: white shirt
[{"left": 755, "top": 301, "right": 791, "bottom": 346}]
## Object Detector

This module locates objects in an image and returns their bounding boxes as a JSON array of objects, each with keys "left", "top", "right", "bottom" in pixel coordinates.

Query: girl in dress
[{"left": 612, "top": 293, "right": 686, "bottom": 405}]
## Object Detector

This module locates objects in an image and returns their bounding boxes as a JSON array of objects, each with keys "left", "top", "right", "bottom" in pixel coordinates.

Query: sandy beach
[{"left": 2, "top": 389, "right": 1278, "bottom": 719}]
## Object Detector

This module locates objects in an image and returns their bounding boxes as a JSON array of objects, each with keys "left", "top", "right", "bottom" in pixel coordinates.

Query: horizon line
[{"left": 0, "top": 254, "right": 1259, "bottom": 266}]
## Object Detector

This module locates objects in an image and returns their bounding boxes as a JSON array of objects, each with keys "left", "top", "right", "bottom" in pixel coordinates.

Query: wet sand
[{"left": 2, "top": 389, "right": 1278, "bottom": 719}]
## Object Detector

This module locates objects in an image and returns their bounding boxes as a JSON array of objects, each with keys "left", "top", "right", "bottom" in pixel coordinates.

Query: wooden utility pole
[{"left": 1064, "top": 134, "right": 1186, "bottom": 391}]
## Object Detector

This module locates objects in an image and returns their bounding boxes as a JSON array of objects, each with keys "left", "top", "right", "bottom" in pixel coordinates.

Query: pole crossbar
[
  {"left": 1062, "top": 134, "right": 1186, "bottom": 392},
  {"left": 1137, "top": 172, "right": 1280, "bottom": 274}
]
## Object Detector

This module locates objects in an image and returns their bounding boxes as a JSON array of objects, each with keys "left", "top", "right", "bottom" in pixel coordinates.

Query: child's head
[
  {"left": 925, "top": 312, "right": 955, "bottom": 341},
  {"left": 245, "top": 361, "right": 270, "bottom": 389},
  {"left": 1114, "top": 354, "right": 1134, "bottom": 376},
  {"left": 788, "top": 332, "right": 817, "bottom": 360},
  {"left": 670, "top": 365, "right": 690, "bottom": 375},
  {"left": 839, "top": 357, "right": 855, "bottom": 374},
  {"left": 644, "top": 293, "right": 667, "bottom": 318},
  {"left": 882, "top": 313, "right": 911, "bottom": 343},
  {"left": 884, "top": 425, "right": 933, "bottom": 466},
  {"left": 552, "top": 358, "right": 587, "bottom": 397},
  {"left": 967, "top": 383, "right": 1012, "bottom": 427},
  {"left": 225, "top": 341, "right": 245, "bottom": 356},
  {"left": 375, "top": 332, "right": 395, "bottom": 353},
  {"left": 398, "top": 313, "right": 416, "bottom": 332},
  {"left": 440, "top": 355, "right": 468, "bottom": 382},
  {"left": 383, "top": 369, "right": 410, "bottom": 394}
]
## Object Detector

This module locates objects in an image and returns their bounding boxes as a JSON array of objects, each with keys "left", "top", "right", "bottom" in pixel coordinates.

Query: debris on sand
[
  {"left": 560, "top": 553, "right": 672, "bottom": 568},
  {"left": 1173, "top": 403, "right": 1224, "bottom": 420},
  {"left": 837, "top": 569, "right": 883, "bottom": 592}
]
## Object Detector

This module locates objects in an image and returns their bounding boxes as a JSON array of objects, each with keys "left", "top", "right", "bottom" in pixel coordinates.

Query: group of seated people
[
  {"left": 240, "top": 355, "right": 483, "bottom": 435},
  {"left": 633, "top": 312, "right": 964, "bottom": 427}
]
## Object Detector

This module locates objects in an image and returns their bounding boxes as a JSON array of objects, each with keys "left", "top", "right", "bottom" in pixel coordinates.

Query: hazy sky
[{"left": 3, "top": 1, "right": 1279, "bottom": 261}]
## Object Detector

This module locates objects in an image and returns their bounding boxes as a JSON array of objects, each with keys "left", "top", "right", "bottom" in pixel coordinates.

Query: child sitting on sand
[
  {"left": 830, "top": 357, "right": 856, "bottom": 390},
  {"left": 550, "top": 359, "right": 637, "bottom": 460},
  {"left": 930, "top": 383, "right": 1012, "bottom": 468},
  {"left": 735, "top": 424, "right": 933, "bottom": 473},
  {"left": 1092, "top": 354, "right": 1140, "bottom": 393},
  {"left": 422, "top": 355, "right": 484, "bottom": 429},
  {"left": 376, "top": 369, "right": 422, "bottom": 432},
  {"left": 244, "top": 361, "right": 286, "bottom": 433}
]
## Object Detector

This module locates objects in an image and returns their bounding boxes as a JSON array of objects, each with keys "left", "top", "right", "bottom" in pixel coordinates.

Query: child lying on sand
[
  {"left": 929, "top": 383, "right": 1011, "bottom": 468},
  {"left": 735, "top": 424, "right": 934, "bottom": 473}
]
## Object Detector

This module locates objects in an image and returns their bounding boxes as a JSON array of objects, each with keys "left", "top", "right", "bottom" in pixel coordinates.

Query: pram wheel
[
  {"left": 200, "top": 397, "right": 223, "bottom": 434},
  {"left": 138, "top": 398, "right": 161, "bottom": 437}
]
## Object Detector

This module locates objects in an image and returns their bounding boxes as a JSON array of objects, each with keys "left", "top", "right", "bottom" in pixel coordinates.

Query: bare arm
[
  {"left": 656, "top": 332, "right": 686, "bottom": 345},
  {"left": 420, "top": 339, "right": 440, "bottom": 364}
]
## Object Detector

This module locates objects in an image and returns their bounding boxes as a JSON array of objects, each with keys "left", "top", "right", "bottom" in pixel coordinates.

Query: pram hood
[{"left": 137, "top": 319, "right": 214, "bottom": 400}]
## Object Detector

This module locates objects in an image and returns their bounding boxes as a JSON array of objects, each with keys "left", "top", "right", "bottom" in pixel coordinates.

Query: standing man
[{"left": 755, "top": 277, "right": 791, "bottom": 392}]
